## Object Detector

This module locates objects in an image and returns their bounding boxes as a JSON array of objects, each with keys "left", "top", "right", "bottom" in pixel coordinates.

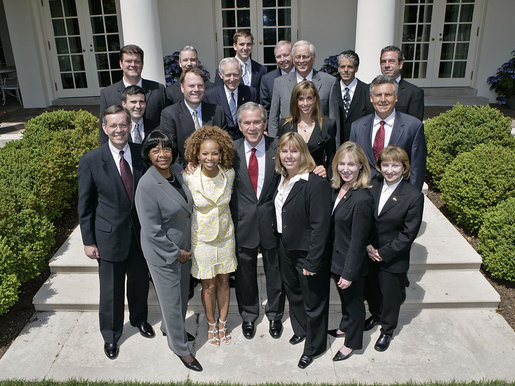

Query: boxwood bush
[
  {"left": 440, "top": 143, "right": 515, "bottom": 233},
  {"left": 425, "top": 103, "right": 513, "bottom": 189},
  {"left": 478, "top": 198, "right": 515, "bottom": 281},
  {"left": 0, "top": 109, "right": 98, "bottom": 315}
]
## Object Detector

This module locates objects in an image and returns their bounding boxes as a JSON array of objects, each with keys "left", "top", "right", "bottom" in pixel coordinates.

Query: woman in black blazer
[
  {"left": 328, "top": 142, "right": 374, "bottom": 361},
  {"left": 274, "top": 132, "right": 332, "bottom": 369},
  {"left": 278, "top": 81, "right": 336, "bottom": 175},
  {"left": 365, "top": 145, "right": 424, "bottom": 352}
]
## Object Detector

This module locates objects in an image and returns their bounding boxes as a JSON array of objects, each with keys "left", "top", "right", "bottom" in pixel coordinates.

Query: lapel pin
[{"left": 393, "top": 196, "right": 397, "bottom": 202}]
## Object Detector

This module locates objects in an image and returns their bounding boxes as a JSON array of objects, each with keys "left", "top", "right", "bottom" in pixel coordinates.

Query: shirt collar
[
  {"left": 395, "top": 75, "right": 402, "bottom": 83},
  {"left": 108, "top": 140, "right": 130, "bottom": 157},
  {"left": 184, "top": 100, "right": 201, "bottom": 115},
  {"left": 224, "top": 85, "right": 238, "bottom": 100},
  {"left": 382, "top": 178, "right": 402, "bottom": 193},
  {"left": 123, "top": 78, "right": 142, "bottom": 88},
  {"left": 374, "top": 110, "right": 396, "bottom": 125},
  {"left": 340, "top": 77, "right": 357, "bottom": 91},
  {"left": 296, "top": 70, "right": 314, "bottom": 82},
  {"left": 244, "top": 135, "right": 265, "bottom": 154}
]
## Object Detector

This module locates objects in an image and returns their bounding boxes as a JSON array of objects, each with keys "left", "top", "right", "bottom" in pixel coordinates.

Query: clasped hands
[{"left": 366, "top": 244, "right": 383, "bottom": 262}]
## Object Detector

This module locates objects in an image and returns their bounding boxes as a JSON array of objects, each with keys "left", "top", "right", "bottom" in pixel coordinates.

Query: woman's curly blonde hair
[{"left": 184, "top": 125, "right": 235, "bottom": 170}]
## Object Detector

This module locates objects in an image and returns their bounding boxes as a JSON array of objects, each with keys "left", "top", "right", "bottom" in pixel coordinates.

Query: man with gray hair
[
  {"left": 165, "top": 45, "right": 214, "bottom": 105},
  {"left": 268, "top": 40, "right": 335, "bottom": 136},
  {"left": 204, "top": 57, "right": 258, "bottom": 140}
]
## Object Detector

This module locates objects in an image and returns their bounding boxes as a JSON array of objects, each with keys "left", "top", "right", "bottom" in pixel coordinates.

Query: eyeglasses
[{"left": 107, "top": 124, "right": 129, "bottom": 129}]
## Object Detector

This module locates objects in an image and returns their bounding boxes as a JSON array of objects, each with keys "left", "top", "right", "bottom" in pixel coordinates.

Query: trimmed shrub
[
  {"left": 0, "top": 238, "right": 20, "bottom": 315},
  {"left": 440, "top": 143, "right": 515, "bottom": 233},
  {"left": 478, "top": 198, "right": 515, "bottom": 281},
  {"left": 425, "top": 103, "right": 514, "bottom": 189}
]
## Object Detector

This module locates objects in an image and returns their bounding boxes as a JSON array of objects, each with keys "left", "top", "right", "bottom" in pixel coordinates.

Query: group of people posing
[{"left": 78, "top": 31, "right": 427, "bottom": 372}]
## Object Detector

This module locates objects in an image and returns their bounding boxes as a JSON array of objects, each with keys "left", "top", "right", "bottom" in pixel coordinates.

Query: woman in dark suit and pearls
[
  {"left": 364, "top": 145, "right": 424, "bottom": 352},
  {"left": 328, "top": 141, "right": 374, "bottom": 361}
]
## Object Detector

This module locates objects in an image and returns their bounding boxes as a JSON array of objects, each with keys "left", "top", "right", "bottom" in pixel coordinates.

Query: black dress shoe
[
  {"left": 333, "top": 349, "right": 353, "bottom": 361},
  {"left": 137, "top": 321, "right": 155, "bottom": 338},
  {"left": 162, "top": 331, "right": 195, "bottom": 342},
  {"left": 297, "top": 354, "right": 313, "bottom": 369},
  {"left": 374, "top": 333, "right": 392, "bottom": 352},
  {"left": 289, "top": 334, "right": 305, "bottom": 345},
  {"left": 269, "top": 320, "right": 283, "bottom": 339},
  {"left": 364, "top": 316, "right": 378, "bottom": 331},
  {"left": 327, "top": 329, "right": 345, "bottom": 338},
  {"left": 242, "top": 321, "right": 255, "bottom": 339},
  {"left": 104, "top": 343, "right": 119, "bottom": 360},
  {"left": 178, "top": 354, "right": 203, "bottom": 372}
]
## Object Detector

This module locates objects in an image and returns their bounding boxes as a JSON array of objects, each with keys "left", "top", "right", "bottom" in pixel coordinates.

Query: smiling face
[
  {"left": 149, "top": 142, "right": 173, "bottom": 173},
  {"left": 199, "top": 139, "right": 221, "bottom": 177},
  {"left": 297, "top": 91, "right": 315, "bottom": 117},
  {"left": 239, "top": 108, "right": 265, "bottom": 147},
  {"left": 275, "top": 43, "right": 293, "bottom": 73},
  {"left": 381, "top": 159, "right": 405, "bottom": 185},
  {"left": 337, "top": 153, "right": 362, "bottom": 186},
  {"left": 233, "top": 36, "right": 253, "bottom": 62},
  {"left": 181, "top": 72, "right": 205, "bottom": 108},
  {"left": 279, "top": 143, "right": 301, "bottom": 177},
  {"left": 380, "top": 50, "right": 403, "bottom": 79},
  {"left": 220, "top": 60, "right": 241, "bottom": 92},
  {"left": 102, "top": 110, "right": 130, "bottom": 150},
  {"left": 370, "top": 83, "right": 398, "bottom": 119},
  {"left": 119, "top": 53, "right": 143, "bottom": 83},
  {"left": 179, "top": 49, "right": 198, "bottom": 70},
  {"left": 122, "top": 93, "right": 146, "bottom": 122},
  {"left": 293, "top": 44, "right": 314, "bottom": 78}
]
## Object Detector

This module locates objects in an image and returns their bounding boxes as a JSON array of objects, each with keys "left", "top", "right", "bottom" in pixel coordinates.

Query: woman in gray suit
[{"left": 135, "top": 130, "right": 202, "bottom": 372}]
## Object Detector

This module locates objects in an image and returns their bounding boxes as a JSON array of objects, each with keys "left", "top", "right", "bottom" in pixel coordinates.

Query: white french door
[{"left": 400, "top": 0, "right": 483, "bottom": 87}]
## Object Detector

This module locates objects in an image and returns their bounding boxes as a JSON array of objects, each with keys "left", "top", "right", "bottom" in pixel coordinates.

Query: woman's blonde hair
[
  {"left": 275, "top": 132, "right": 316, "bottom": 176},
  {"left": 331, "top": 141, "right": 371, "bottom": 189},
  {"left": 375, "top": 145, "right": 411, "bottom": 180}
]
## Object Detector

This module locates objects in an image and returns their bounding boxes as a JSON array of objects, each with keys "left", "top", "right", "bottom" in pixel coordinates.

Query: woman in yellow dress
[{"left": 183, "top": 125, "right": 237, "bottom": 346}]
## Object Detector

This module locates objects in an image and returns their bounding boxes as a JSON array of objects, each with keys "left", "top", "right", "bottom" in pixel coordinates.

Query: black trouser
[
  {"left": 333, "top": 274, "right": 365, "bottom": 350},
  {"left": 98, "top": 237, "right": 149, "bottom": 344},
  {"left": 278, "top": 238, "right": 329, "bottom": 357},
  {"left": 235, "top": 245, "right": 285, "bottom": 323}
]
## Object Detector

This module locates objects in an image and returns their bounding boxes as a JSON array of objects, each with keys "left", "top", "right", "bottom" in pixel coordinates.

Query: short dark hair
[
  {"left": 102, "top": 105, "right": 130, "bottom": 125},
  {"left": 120, "top": 44, "right": 144, "bottom": 62},
  {"left": 180, "top": 67, "right": 206, "bottom": 84},
  {"left": 369, "top": 74, "right": 399, "bottom": 96},
  {"left": 121, "top": 85, "right": 146, "bottom": 102},
  {"left": 233, "top": 30, "right": 254, "bottom": 45},
  {"left": 141, "top": 129, "right": 178, "bottom": 167},
  {"left": 338, "top": 50, "right": 360, "bottom": 67},
  {"left": 380, "top": 45, "right": 404, "bottom": 62}
]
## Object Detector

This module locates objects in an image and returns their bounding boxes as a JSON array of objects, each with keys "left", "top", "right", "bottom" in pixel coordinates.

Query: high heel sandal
[
  {"left": 207, "top": 321, "right": 220, "bottom": 347},
  {"left": 218, "top": 319, "right": 231, "bottom": 344}
]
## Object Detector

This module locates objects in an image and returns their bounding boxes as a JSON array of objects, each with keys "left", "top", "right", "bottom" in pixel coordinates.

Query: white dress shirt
[
  {"left": 274, "top": 172, "right": 309, "bottom": 233},
  {"left": 340, "top": 77, "right": 357, "bottom": 102},
  {"left": 296, "top": 70, "right": 314, "bottom": 83},
  {"left": 108, "top": 141, "right": 132, "bottom": 175},
  {"left": 123, "top": 78, "right": 142, "bottom": 88},
  {"left": 377, "top": 179, "right": 402, "bottom": 215},
  {"left": 244, "top": 136, "right": 266, "bottom": 199},
  {"left": 372, "top": 111, "right": 396, "bottom": 148},
  {"left": 184, "top": 101, "right": 203, "bottom": 128}
]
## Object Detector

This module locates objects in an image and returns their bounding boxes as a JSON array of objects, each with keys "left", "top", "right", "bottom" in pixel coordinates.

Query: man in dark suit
[
  {"left": 350, "top": 75, "right": 427, "bottom": 191},
  {"left": 160, "top": 67, "right": 226, "bottom": 166},
  {"left": 78, "top": 105, "right": 154, "bottom": 360},
  {"left": 99, "top": 44, "right": 167, "bottom": 144},
  {"left": 121, "top": 85, "right": 151, "bottom": 144},
  {"left": 268, "top": 40, "right": 335, "bottom": 136},
  {"left": 380, "top": 45, "right": 424, "bottom": 121},
  {"left": 214, "top": 30, "right": 267, "bottom": 95},
  {"left": 260, "top": 40, "right": 294, "bottom": 115},
  {"left": 230, "top": 102, "right": 285, "bottom": 340},
  {"left": 165, "top": 45, "right": 214, "bottom": 105},
  {"left": 204, "top": 57, "right": 258, "bottom": 140},
  {"left": 329, "top": 50, "right": 373, "bottom": 146}
]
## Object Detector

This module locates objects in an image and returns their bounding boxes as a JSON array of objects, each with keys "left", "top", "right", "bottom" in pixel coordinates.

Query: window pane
[
  {"left": 277, "top": 27, "right": 290, "bottom": 41},
  {"left": 402, "top": 43, "right": 415, "bottom": 60},
  {"left": 419, "top": 24, "right": 431, "bottom": 42},
  {"left": 222, "top": 10, "right": 235, "bottom": 27},
  {"left": 455, "top": 43, "right": 469, "bottom": 59},
  {"left": 52, "top": 19, "right": 66, "bottom": 36},
  {"left": 278, "top": 0, "right": 291, "bottom": 5},
  {"left": 443, "top": 24, "right": 457, "bottom": 41},
  {"left": 103, "top": 0, "right": 116, "bottom": 14},
  {"left": 58, "top": 55, "right": 71, "bottom": 71},
  {"left": 278, "top": 9, "right": 290, "bottom": 25},
  {"left": 88, "top": 0, "right": 102, "bottom": 15},
  {"left": 263, "top": 28, "right": 276, "bottom": 45},
  {"left": 49, "top": 0, "right": 63, "bottom": 18},
  {"left": 419, "top": 43, "right": 429, "bottom": 60},
  {"left": 438, "top": 61, "right": 452, "bottom": 78},
  {"left": 222, "top": 0, "right": 235, "bottom": 8},
  {"left": 223, "top": 29, "right": 235, "bottom": 46},
  {"left": 264, "top": 47, "right": 275, "bottom": 64},
  {"left": 93, "top": 35, "right": 107, "bottom": 52},
  {"left": 402, "top": 62, "right": 413, "bottom": 78},
  {"left": 440, "top": 43, "right": 455, "bottom": 60},
  {"left": 237, "top": 0, "right": 249, "bottom": 7},
  {"left": 237, "top": 10, "right": 250, "bottom": 27},
  {"left": 444, "top": 5, "right": 459, "bottom": 22},
  {"left": 263, "top": 0, "right": 275, "bottom": 6},
  {"left": 402, "top": 25, "right": 416, "bottom": 42},
  {"left": 457, "top": 24, "right": 471, "bottom": 41},
  {"left": 61, "top": 73, "right": 74, "bottom": 88},
  {"left": 460, "top": 4, "right": 474, "bottom": 22},
  {"left": 66, "top": 18, "right": 80, "bottom": 35},
  {"left": 107, "top": 34, "right": 120, "bottom": 51},
  {"left": 419, "top": 4, "right": 432, "bottom": 23},
  {"left": 74, "top": 72, "right": 87, "bottom": 88},
  {"left": 453, "top": 61, "right": 466, "bottom": 78},
  {"left": 263, "top": 9, "right": 276, "bottom": 26},
  {"left": 109, "top": 52, "right": 118, "bottom": 68},
  {"left": 68, "top": 36, "right": 82, "bottom": 53},
  {"left": 71, "top": 54, "right": 85, "bottom": 71},
  {"left": 62, "top": 0, "right": 77, "bottom": 17},
  {"left": 112, "top": 70, "right": 123, "bottom": 83},
  {"left": 105, "top": 15, "right": 118, "bottom": 33},
  {"left": 91, "top": 16, "right": 104, "bottom": 34},
  {"left": 96, "top": 53, "right": 109, "bottom": 70},
  {"left": 404, "top": 5, "right": 418, "bottom": 23},
  {"left": 55, "top": 38, "right": 69, "bottom": 54},
  {"left": 416, "top": 61, "right": 427, "bottom": 78},
  {"left": 98, "top": 71, "right": 111, "bottom": 87},
  {"left": 224, "top": 47, "right": 233, "bottom": 58}
]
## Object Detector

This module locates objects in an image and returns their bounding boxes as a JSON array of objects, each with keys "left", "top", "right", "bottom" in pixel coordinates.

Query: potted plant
[{"left": 486, "top": 50, "right": 515, "bottom": 108}]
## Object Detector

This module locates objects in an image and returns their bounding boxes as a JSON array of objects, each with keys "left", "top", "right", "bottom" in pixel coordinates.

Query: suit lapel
[
  {"left": 259, "top": 137, "right": 277, "bottom": 203},
  {"left": 283, "top": 178, "right": 306, "bottom": 206},
  {"left": 218, "top": 87, "right": 233, "bottom": 126},
  {"left": 151, "top": 166, "right": 191, "bottom": 212},
  {"left": 201, "top": 102, "right": 215, "bottom": 125},
  {"left": 101, "top": 143, "right": 132, "bottom": 205},
  {"left": 362, "top": 115, "right": 376, "bottom": 163},
  {"left": 179, "top": 101, "right": 195, "bottom": 137},
  {"left": 379, "top": 180, "right": 405, "bottom": 217},
  {"left": 389, "top": 111, "right": 405, "bottom": 145},
  {"left": 311, "top": 70, "right": 323, "bottom": 92},
  {"left": 142, "top": 79, "right": 153, "bottom": 101}
]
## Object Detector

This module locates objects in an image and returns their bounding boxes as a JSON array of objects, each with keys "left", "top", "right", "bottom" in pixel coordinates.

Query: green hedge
[
  {"left": 425, "top": 104, "right": 513, "bottom": 189},
  {"left": 478, "top": 198, "right": 515, "bottom": 282},
  {"left": 0, "top": 109, "right": 98, "bottom": 315},
  {"left": 440, "top": 143, "right": 515, "bottom": 234}
]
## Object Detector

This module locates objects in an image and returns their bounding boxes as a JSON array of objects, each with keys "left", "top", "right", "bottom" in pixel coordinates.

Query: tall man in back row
[{"left": 99, "top": 44, "right": 167, "bottom": 143}]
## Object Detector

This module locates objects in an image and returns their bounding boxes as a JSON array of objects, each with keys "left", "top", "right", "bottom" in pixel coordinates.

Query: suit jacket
[
  {"left": 328, "top": 78, "right": 374, "bottom": 146},
  {"left": 259, "top": 68, "right": 281, "bottom": 114},
  {"left": 268, "top": 70, "right": 335, "bottom": 136},
  {"left": 396, "top": 78, "right": 424, "bottom": 121},
  {"left": 160, "top": 100, "right": 226, "bottom": 167},
  {"left": 164, "top": 79, "right": 214, "bottom": 106},
  {"left": 135, "top": 164, "right": 193, "bottom": 267},
  {"left": 99, "top": 79, "right": 168, "bottom": 143},
  {"left": 204, "top": 84, "right": 258, "bottom": 140},
  {"left": 349, "top": 111, "right": 427, "bottom": 191},
  {"left": 369, "top": 177, "right": 424, "bottom": 273},
  {"left": 215, "top": 58, "right": 267, "bottom": 96},
  {"left": 330, "top": 187, "right": 373, "bottom": 281},
  {"left": 230, "top": 136, "right": 279, "bottom": 250},
  {"left": 275, "top": 173, "right": 332, "bottom": 273},
  {"left": 278, "top": 118, "right": 336, "bottom": 173},
  {"left": 78, "top": 142, "right": 144, "bottom": 262}
]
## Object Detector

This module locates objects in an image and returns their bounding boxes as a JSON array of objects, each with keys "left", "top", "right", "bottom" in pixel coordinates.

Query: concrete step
[
  {"left": 423, "top": 87, "right": 478, "bottom": 97},
  {"left": 424, "top": 95, "right": 489, "bottom": 106},
  {"left": 32, "top": 268, "right": 500, "bottom": 313}
]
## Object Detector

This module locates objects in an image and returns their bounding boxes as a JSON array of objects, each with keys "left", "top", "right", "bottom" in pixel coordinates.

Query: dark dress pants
[
  {"left": 235, "top": 245, "right": 285, "bottom": 323},
  {"left": 279, "top": 239, "right": 329, "bottom": 357},
  {"left": 98, "top": 236, "right": 150, "bottom": 344},
  {"left": 333, "top": 274, "right": 365, "bottom": 350},
  {"left": 365, "top": 262, "right": 404, "bottom": 336}
]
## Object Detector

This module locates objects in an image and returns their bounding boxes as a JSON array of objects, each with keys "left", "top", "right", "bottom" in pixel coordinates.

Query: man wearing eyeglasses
[
  {"left": 268, "top": 40, "right": 335, "bottom": 136},
  {"left": 78, "top": 105, "right": 154, "bottom": 360}
]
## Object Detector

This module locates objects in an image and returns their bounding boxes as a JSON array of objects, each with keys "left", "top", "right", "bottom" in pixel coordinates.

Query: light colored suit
[
  {"left": 268, "top": 70, "right": 335, "bottom": 136},
  {"left": 135, "top": 164, "right": 193, "bottom": 356}
]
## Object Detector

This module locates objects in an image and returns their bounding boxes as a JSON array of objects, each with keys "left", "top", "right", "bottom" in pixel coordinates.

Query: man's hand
[
  {"left": 337, "top": 276, "right": 352, "bottom": 290},
  {"left": 312, "top": 165, "right": 327, "bottom": 179},
  {"left": 184, "top": 162, "right": 197, "bottom": 175},
  {"left": 177, "top": 249, "right": 192, "bottom": 263},
  {"left": 84, "top": 245, "right": 99, "bottom": 259},
  {"left": 366, "top": 244, "right": 382, "bottom": 262}
]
